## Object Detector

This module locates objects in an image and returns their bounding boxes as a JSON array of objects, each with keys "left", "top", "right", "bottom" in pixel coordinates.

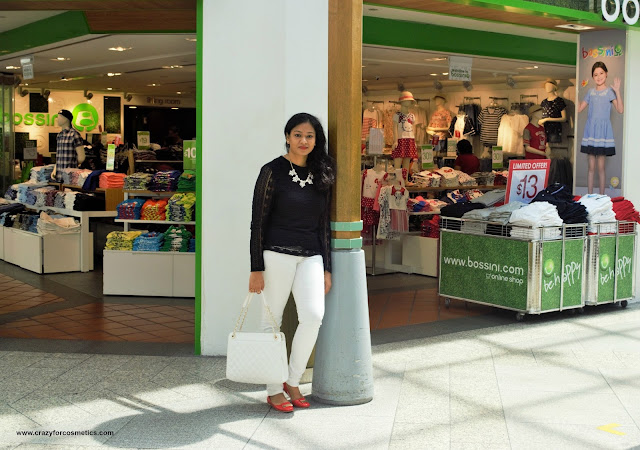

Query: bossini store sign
[
  {"left": 602, "top": 0, "right": 640, "bottom": 25},
  {"left": 6, "top": 103, "right": 99, "bottom": 132}
]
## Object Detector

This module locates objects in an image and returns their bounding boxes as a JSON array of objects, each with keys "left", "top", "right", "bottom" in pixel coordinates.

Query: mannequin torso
[{"left": 52, "top": 115, "right": 86, "bottom": 181}]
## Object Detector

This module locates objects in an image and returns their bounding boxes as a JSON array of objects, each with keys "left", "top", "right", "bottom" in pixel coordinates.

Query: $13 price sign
[{"left": 505, "top": 159, "right": 550, "bottom": 204}]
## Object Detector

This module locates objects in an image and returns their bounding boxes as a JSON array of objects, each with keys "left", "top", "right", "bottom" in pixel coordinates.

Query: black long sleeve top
[{"left": 250, "top": 156, "right": 332, "bottom": 273}]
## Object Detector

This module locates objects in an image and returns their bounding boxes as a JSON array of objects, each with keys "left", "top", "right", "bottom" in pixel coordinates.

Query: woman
[
  {"left": 578, "top": 61, "right": 624, "bottom": 194},
  {"left": 249, "top": 112, "right": 336, "bottom": 413},
  {"left": 453, "top": 139, "right": 479, "bottom": 175}
]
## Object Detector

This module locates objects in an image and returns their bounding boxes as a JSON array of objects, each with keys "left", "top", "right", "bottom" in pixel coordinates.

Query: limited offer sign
[
  {"left": 505, "top": 159, "right": 550, "bottom": 204},
  {"left": 449, "top": 56, "right": 472, "bottom": 81}
]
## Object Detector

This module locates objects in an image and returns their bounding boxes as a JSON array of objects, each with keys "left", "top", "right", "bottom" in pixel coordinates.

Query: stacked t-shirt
[
  {"left": 37, "top": 212, "right": 80, "bottom": 235},
  {"left": 133, "top": 232, "right": 164, "bottom": 252},
  {"left": 611, "top": 197, "right": 640, "bottom": 223},
  {"left": 74, "top": 193, "right": 104, "bottom": 211},
  {"left": 149, "top": 170, "right": 181, "bottom": 192},
  {"left": 167, "top": 193, "right": 196, "bottom": 222},
  {"left": 105, "top": 231, "right": 143, "bottom": 251},
  {"left": 177, "top": 170, "right": 196, "bottom": 192},
  {"left": 508, "top": 201, "right": 562, "bottom": 240},
  {"left": 124, "top": 173, "right": 153, "bottom": 190},
  {"left": 141, "top": 199, "right": 168, "bottom": 221},
  {"left": 29, "top": 165, "right": 54, "bottom": 183},
  {"left": 578, "top": 194, "right": 617, "bottom": 233},
  {"left": 188, "top": 238, "right": 196, "bottom": 252},
  {"left": 33, "top": 187, "right": 56, "bottom": 207},
  {"left": 99, "top": 172, "right": 127, "bottom": 189},
  {"left": 116, "top": 198, "right": 146, "bottom": 219},
  {"left": 532, "top": 184, "right": 588, "bottom": 225},
  {"left": 162, "top": 226, "right": 192, "bottom": 252}
]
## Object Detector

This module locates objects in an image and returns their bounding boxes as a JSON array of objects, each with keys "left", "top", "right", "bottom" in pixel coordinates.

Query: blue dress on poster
[{"left": 580, "top": 87, "right": 616, "bottom": 156}]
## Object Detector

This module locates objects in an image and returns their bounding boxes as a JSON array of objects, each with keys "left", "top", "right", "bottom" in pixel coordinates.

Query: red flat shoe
[
  {"left": 267, "top": 396, "right": 293, "bottom": 413},
  {"left": 283, "top": 383, "right": 310, "bottom": 408}
]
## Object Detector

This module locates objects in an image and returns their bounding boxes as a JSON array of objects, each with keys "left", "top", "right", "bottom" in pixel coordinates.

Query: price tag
[
  {"left": 106, "top": 144, "right": 116, "bottom": 171},
  {"left": 137, "top": 131, "right": 150, "bottom": 150},
  {"left": 505, "top": 159, "right": 550, "bottom": 204},
  {"left": 421, "top": 145, "right": 434, "bottom": 170},
  {"left": 492, "top": 146, "right": 503, "bottom": 169},
  {"left": 447, "top": 138, "right": 458, "bottom": 157},
  {"left": 183, "top": 139, "right": 196, "bottom": 170}
]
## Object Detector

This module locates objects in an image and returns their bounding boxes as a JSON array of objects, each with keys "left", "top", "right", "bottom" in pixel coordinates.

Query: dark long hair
[
  {"left": 592, "top": 61, "right": 608, "bottom": 76},
  {"left": 284, "top": 113, "right": 336, "bottom": 191}
]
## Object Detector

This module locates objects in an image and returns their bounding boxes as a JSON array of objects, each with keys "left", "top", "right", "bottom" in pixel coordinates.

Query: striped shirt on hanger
[{"left": 477, "top": 106, "right": 507, "bottom": 145}]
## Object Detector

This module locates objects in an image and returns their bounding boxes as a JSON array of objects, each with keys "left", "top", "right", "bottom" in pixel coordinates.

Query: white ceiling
[
  {"left": 1, "top": 33, "right": 197, "bottom": 98},
  {"left": 0, "top": 11, "right": 64, "bottom": 33}
]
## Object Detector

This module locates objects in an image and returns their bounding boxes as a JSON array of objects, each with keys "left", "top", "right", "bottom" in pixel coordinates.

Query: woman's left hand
[
  {"left": 613, "top": 77, "right": 622, "bottom": 91},
  {"left": 324, "top": 271, "right": 332, "bottom": 295}
]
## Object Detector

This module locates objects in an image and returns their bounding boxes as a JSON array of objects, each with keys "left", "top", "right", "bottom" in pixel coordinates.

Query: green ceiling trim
[
  {"left": 194, "top": 0, "right": 203, "bottom": 356},
  {"left": 363, "top": 16, "right": 577, "bottom": 65},
  {"left": 0, "top": 11, "right": 91, "bottom": 55},
  {"left": 364, "top": 1, "right": 634, "bottom": 30}
]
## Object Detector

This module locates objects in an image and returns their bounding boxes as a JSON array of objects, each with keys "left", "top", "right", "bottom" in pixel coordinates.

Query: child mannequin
[
  {"left": 578, "top": 61, "right": 624, "bottom": 194},
  {"left": 51, "top": 110, "right": 86, "bottom": 181},
  {"left": 539, "top": 79, "right": 567, "bottom": 144},
  {"left": 523, "top": 105, "right": 550, "bottom": 159},
  {"left": 392, "top": 91, "right": 418, "bottom": 180},
  {"left": 427, "top": 95, "right": 452, "bottom": 151}
]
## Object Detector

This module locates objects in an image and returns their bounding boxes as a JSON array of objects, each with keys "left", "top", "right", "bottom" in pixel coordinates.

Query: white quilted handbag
[{"left": 226, "top": 292, "right": 288, "bottom": 384}]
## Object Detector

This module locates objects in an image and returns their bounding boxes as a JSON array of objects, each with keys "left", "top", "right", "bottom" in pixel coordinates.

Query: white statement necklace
[{"left": 287, "top": 157, "right": 313, "bottom": 188}]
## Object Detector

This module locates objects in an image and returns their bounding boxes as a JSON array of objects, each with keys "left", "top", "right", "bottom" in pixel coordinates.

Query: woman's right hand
[{"left": 249, "top": 272, "right": 265, "bottom": 294}]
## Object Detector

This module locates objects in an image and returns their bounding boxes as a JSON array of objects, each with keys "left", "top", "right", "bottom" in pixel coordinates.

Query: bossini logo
[{"left": 72, "top": 103, "right": 99, "bottom": 132}]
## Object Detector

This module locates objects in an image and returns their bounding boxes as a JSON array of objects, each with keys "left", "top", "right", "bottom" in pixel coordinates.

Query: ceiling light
[
  {"left": 129, "top": 106, "right": 137, "bottom": 109},
  {"left": 51, "top": 57, "right": 70, "bottom": 61},
  {"left": 48, "top": 98, "right": 54, "bottom": 103},
  {"left": 442, "top": 72, "right": 449, "bottom": 75},
  {"left": 107, "top": 72, "right": 122, "bottom": 77},
  {"left": 162, "top": 65, "right": 184, "bottom": 69},
  {"left": 24, "top": 83, "right": 28, "bottom": 86},
  {"left": 147, "top": 83, "right": 160, "bottom": 87},
  {"left": 424, "top": 57, "right": 447, "bottom": 62},
  {"left": 176, "top": 91, "right": 182, "bottom": 94},
  {"left": 171, "top": 107, "right": 179, "bottom": 110},
  {"left": 5, "top": 65, "right": 20, "bottom": 70},
  {"left": 106, "top": 87, "right": 113, "bottom": 90},
  {"left": 185, "top": 38, "right": 197, "bottom": 42},
  {"left": 534, "top": 66, "right": 539, "bottom": 69},
  {"left": 430, "top": 73, "right": 438, "bottom": 76},
  {"left": 555, "top": 23, "right": 594, "bottom": 31},
  {"left": 109, "top": 46, "right": 132, "bottom": 52},
  {"left": 362, "top": 79, "right": 368, "bottom": 82}
]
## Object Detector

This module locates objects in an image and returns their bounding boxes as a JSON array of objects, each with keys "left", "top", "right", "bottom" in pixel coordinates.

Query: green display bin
[
  {"left": 584, "top": 221, "right": 637, "bottom": 307},
  {"left": 438, "top": 218, "right": 587, "bottom": 321}
]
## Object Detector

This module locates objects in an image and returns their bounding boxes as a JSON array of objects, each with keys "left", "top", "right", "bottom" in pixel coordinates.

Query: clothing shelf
[
  {"left": 115, "top": 219, "right": 196, "bottom": 225},
  {"left": 406, "top": 185, "right": 498, "bottom": 193}
]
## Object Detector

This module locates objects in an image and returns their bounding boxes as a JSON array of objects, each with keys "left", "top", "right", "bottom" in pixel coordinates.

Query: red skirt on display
[{"left": 392, "top": 138, "right": 418, "bottom": 159}]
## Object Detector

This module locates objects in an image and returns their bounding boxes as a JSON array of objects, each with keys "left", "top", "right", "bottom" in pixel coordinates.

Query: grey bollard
[{"left": 312, "top": 248, "right": 374, "bottom": 405}]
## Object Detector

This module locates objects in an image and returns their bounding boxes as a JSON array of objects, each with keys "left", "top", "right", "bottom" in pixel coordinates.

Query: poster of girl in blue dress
[{"left": 576, "top": 30, "right": 625, "bottom": 196}]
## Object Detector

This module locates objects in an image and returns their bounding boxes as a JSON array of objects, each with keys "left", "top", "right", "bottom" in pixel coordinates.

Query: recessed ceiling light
[
  {"left": 129, "top": 106, "right": 137, "bottom": 109},
  {"left": 162, "top": 65, "right": 184, "bottom": 69},
  {"left": 106, "top": 87, "right": 113, "bottom": 90},
  {"left": 442, "top": 72, "right": 449, "bottom": 75},
  {"left": 430, "top": 73, "right": 438, "bottom": 76},
  {"left": 185, "top": 38, "right": 197, "bottom": 42},
  {"left": 534, "top": 66, "right": 539, "bottom": 69},
  {"left": 107, "top": 72, "right": 122, "bottom": 77},
  {"left": 176, "top": 91, "right": 182, "bottom": 94},
  {"left": 109, "top": 46, "right": 132, "bottom": 52},
  {"left": 555, "top": 23, "right": 594, "bottom": 30},
  {"left": 171, "top": 107, "right": 179, "bottom": 110},
  {"left": 147, "top": 83, "right": 160, "bottom": 87},
  {"left": 362, "top": 79, "right": 368, "bottom": 82},
  {"left": 424, "top": 57, "right": 447, "bottom": 62},
  {"left": 51, "top": 57, "right": 70, "bottom": 61},
  {"left": 5, "top": 65, "right": 20, "bottom": 69},
  {"left": 24, "top": 83, "right": 28, "bottom": 86}
]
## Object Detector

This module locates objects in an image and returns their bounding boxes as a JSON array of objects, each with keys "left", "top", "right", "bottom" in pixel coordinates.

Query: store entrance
[
  {"left": 361, "top": 45, "right": 577, "bottom": 330},
  {"left": 0, "top": 30, "right": 197, "bottom": 348}
]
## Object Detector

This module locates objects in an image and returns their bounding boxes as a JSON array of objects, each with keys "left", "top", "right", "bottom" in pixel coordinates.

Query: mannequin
[
  {"left": 427, "top": 95, "right": 452, "bottom": 152},
  {"left": 523, "top": 105, "right": 550, "bottom": 159},
  {"left": 539, "top": 79, "right": 567, "bottom": 144},
  {"left": 51, "top": 109, "right": 85, "bottom": 181},
  {"left": 392, "top": 91, "right": 418, "bottom": 179}
]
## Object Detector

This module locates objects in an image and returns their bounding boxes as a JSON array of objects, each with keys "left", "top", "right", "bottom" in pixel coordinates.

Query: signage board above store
[
  {"left": 20, "top": 55, "right": 34, "bottom": 80},
  {"left": 602, "top": 0, "right": 640, "bottom": 25},
  {"left": 448, "top": 56, "right": 472, "bottom": 81}
]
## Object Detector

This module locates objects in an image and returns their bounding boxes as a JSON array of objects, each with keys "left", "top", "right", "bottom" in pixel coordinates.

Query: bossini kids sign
[{"left": 9, "top": 103, "right": 99, "bottom": 131}]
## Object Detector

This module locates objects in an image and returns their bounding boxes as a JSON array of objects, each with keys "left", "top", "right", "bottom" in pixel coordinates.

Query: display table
[
  {"left": 6, "top": 200, "right": 116, "bottom": 272},
  {"left": 2, "top": 227, "right": 82, "bottom": 273},
  {"left": 103, "top": 250, "right": 195, "bottom": 297}
]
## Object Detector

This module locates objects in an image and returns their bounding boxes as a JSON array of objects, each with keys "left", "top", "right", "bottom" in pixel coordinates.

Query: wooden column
[{"left": 329, "top": 0, "right": 363, "bottom": 246}]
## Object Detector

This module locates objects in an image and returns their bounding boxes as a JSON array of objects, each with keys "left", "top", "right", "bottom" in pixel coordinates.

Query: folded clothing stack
[
  {"left": 13, "top": 211, "right": 40, "bottom": 233},
  {"left": 487, "top": 201, "right": 526, "bottom": 225},
  {"left": 105, "top": 231, "right": 143, "bottom": 250},
  {"left": 611, "top": 196, "right": 640, "bottom": 224},
  {"left": 444, "top": 190, "right": 467, "bottom": 204},
  {"left": 421, "top": 215, "right": 440, "bottom": 238},
  {"left": 29, "top": 165, "right": 55, "bottom": 183},
  {"left": 167, "top": 193, "right": 196, "bottom": 222},
  {"left": 62, "top": 191, "right": 78, "bottom": 210},
  {"left": 54, "top": 192, "right": 66, "bottom": 209},
  {"left": 72, "top": 169, "right": 93, "bottom": 187},
  {"left": 470, "top": 189, "right": 506, "bottom": 207},
  {"left": 116, "top": 198, "right": 147, "bottom": 219},
  {"left": 141, "top": 199, "right": 168, "bottom": 221},
  {"left": 37, "top": 212, "right": 80, "bottom": 235},
  {"left": 99, "top": 172, "right": 127, "bottom": 189},
  {"left": 532, "top": 184, "right": 588, "bottom": 225},
  {"left": 45, "top": 189, "right": 58, "bottom": 207},
  {"left": 457, "top": 171, "right": 477, "bottom": 186},
  {"left": 133, "top": 232, "right": 164, "bottom": 252},
  {"left": 440, "top": 202, "right": 486, "bottom": 218},
  {"left": 162, "top": 225, "right": 192, "bottom": 252},
  {"left": 188, "top": 238, "right": 196, "bottom": 252},
  {"left": 16, "top": 184, "right": 40, "bottom": 205},
  {"left": 461, "top": 208, "right": 493, "bottom": 234},
  {"left": 509, "top": 201, "right": 562, "bottom": 240},
  {"left": 578, "top": 194, "right": 617, "bottom": 234},
  {"left": 178, "top": 170, "right": 196, "bottom": 192},
  {"left": 0, "top": 203, "right": 25, "bottom": 216},
  {"left": 33, "top": 186, "right": 56, "bottom": 207},
  {"left": 412, "top": 171, "right": 441, "bottom": 187},
  {"left": 134, "top": 150, "right": 157, "bottom": 161},
  {"left": 435, "top": 167, "right": 458, "bottom": 187},
  {"left": 124, "top": 173, "right": 153, "bottom": 190},
  {"left": 149, "top": 170, "right": 181, "bottom": 192},
  {"left": 60, "top": 168, "right": 79, "bottom": 185},
  {"left": 4, "top": 186, "right": 17, "bottom": 201},
  {"left": 407, "top": 196, "right": 447, "bottom": 213},
  {"left": 73, "top": 193, "right": 105, "bottom": 211}
]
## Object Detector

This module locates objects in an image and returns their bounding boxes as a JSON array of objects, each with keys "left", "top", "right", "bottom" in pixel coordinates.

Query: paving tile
[
  {"left": 395, "top": 366, "right": 449, "bottom": 424},
  {"left": 389, "top": 422, "right": 449, "bottom": 450},
  {"left": 495, "top": 365, "right": 614, "bottom": 394}
]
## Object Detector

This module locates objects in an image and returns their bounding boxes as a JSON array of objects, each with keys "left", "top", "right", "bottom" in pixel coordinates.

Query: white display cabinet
[{"left": 2, "top": 227, "right": 83, "bottom": 273}]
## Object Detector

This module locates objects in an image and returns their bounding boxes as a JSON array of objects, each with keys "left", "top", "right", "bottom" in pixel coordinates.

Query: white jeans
[{"left": 261, "top": 250, "right": 325, "bottom": 397}]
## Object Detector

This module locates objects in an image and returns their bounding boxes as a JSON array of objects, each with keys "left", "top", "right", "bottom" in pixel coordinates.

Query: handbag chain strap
[{"left": 232, "top": 293, "right": 279, "bottom": 339}]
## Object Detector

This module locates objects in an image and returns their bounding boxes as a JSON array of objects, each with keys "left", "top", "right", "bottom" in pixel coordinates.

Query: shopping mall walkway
[{"left": 1, "top": 294, "right": 639, "bottom": 448}]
